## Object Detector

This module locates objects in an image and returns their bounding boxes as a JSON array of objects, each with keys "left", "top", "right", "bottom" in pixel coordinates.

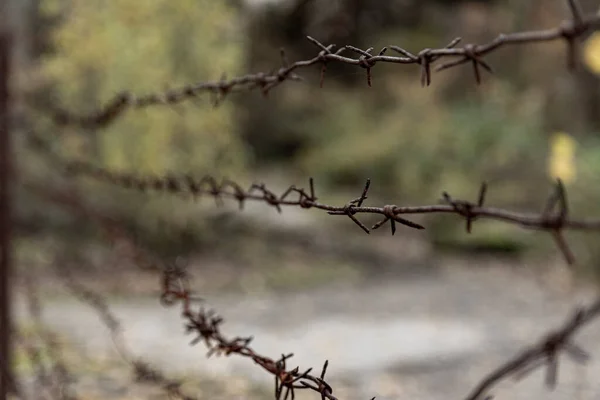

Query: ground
[{"left": 12, "top": 256, "right": 600, "bottom": 400}]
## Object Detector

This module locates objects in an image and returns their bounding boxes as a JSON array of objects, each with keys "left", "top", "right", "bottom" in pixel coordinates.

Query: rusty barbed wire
[
  {"left": 28, "top": 179, "right": 600, "bottom": 400},
  {"left": 31, "top": 0, "right": 600, "bottom": 129},
  {"left": 53, "top": 158, "right": 600, "bottom": 266},
  {"left": 13, "top": 1, "right": 600, "bottom": 399}
]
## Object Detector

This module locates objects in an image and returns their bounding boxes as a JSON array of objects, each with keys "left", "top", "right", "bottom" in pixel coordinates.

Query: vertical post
[{"left": 0, "top": 31, "right": 13, "bottom": 400}]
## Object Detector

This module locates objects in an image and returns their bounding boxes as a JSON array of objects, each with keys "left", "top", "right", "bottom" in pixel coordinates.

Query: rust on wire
[{"left": 31, "top": 0, "right": 600, "bottom": 129}]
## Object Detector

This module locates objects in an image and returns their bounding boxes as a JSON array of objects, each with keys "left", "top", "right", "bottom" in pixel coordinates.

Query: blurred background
[{"left": 6, "top": 0, "right": 600, "bottom": 399}]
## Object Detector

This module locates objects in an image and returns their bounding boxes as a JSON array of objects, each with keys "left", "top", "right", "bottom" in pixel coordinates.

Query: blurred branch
[{"left": 32, "top": 0, "right": 600, "bottom": 129}]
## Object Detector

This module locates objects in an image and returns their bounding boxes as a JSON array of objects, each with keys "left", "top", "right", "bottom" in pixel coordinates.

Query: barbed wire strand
[
  {"left": 49, "top": 227, "right": 200, "bottom": 400},
  {"left": 25, "top": 179, "right": 600, "bottom": 400},
  {"left": 30, "top": 0, "right": 599, "bottom": 129},
  {"left": 51, "top": 257, "right": 131, "bottom": 365},
  {"left": 54, "top": 158, "right": 600, "bottom": 266},
  {"left": 464, "top": 298, "right": 600, "bottom": 400}
]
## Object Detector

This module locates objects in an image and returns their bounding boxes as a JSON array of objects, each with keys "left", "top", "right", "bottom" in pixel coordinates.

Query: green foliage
[
  {"left": 561, "top": 137, "right": 600, "bottom": 279},
  {"left": 428, "top": 218, "right": 534, "bottom": 256},
  {"left": 39, "top": 0, "right": 248, "bottom": 175},
  {"left": 29, "top": 0, "right": 251, "bottom": 252},
  {"left": 297, "top": 80, "right": 547, "bottom": 203}
]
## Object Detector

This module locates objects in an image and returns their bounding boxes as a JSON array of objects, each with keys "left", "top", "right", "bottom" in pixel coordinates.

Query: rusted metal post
[{"left": 0, "top": 31, "right": 13, "bottom": 400}]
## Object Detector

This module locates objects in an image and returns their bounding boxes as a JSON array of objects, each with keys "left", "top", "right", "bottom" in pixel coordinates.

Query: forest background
[{"left": 13, "top": 0, "right": 600, "bottom": 285}]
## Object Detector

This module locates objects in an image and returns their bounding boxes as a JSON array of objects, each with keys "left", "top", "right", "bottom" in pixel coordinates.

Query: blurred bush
[
  {"left": 296, "top": 80, "right": 546, "bottom": 198},
  {"left": 19, "top": 0, "right": 253, "bottom": 265},
  {"left": 13, "top": 0, "right": 600, "bottom": 281},
  {"left": 37, "top": 0, "right": 249, "bottom": 174}
]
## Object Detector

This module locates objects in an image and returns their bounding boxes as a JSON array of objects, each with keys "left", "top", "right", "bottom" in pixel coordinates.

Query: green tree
[{"left": 39, "top": 0, "right": 248, "bottom": 175}]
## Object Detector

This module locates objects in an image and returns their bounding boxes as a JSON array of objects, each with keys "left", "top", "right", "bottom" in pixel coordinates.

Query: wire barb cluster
[
  {"left": 33, "top": 0, "right": 600, "bottom": 129},
  {"left": 61, "top": 159, "right": 600, "bottom": 265}
]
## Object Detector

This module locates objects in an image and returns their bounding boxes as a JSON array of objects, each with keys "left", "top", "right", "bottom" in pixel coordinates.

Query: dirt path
[{"left": 14, "top": 264, "right": 600, "bottom": 400}]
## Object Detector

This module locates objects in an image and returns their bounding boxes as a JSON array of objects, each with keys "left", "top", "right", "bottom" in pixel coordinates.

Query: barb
[
  {"left": 29, "top": 180, "right": 600, "bottom": 400},
  {"left": 57, "top": 159, "right": 600, "bottom": 265},
  {"left": 441, "top": 182, "right": 488, "bottom": 234},
  {"left": 33, "top": 0, "right": 600, "bottom": 128}
]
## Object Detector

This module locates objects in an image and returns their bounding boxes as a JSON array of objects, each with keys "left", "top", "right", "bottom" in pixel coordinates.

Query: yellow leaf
[
  {"left": 584, "top": 32, "right": 600, "bottom": 75},
  {"left": 548, "top": 132, "right": 576, "bottom": 183}
]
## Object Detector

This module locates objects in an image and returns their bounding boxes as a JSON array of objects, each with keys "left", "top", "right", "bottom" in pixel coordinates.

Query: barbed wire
[
  {"left": 53, "top": 158, "right": 600, "bottom": 266},
  {"left": 464, "top": 298, "right": 599, "bottom": 400},
  {"left": 32, "top": 0, "right": 600, "bottom": 129},
  {"left": 24, "top": 126, "right": 596, "bottom": 267},
  {"left": 51, "top": 254, "right": 200, "bottom": 400},
  {"left": 12, "top": 134, "right": 199, "bottom": 399},
  {"left": 51, "top": 257, "right": 130, "bottom": 364},
  {"left": 25, "top": 181, "right": 600, "bottom": 400}
]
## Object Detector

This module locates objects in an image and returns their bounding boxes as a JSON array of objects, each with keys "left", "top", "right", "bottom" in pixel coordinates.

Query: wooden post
[{"left": 0, "top": 30, "right": 13, "bottom": 400}]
